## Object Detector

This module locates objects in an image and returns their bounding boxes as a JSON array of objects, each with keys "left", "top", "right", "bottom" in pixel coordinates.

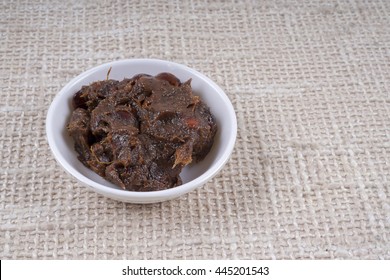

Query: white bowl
[{"left": 46, "top": 59, "right": 237, "bottom": 203}]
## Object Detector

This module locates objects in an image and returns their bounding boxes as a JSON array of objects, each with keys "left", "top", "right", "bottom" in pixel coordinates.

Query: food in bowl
[
  {"left": 46, "top": 59, "right": 236, "bottom": 203},
  {"left": 67, "top": 72, "right": 217, "bottom": 191}
]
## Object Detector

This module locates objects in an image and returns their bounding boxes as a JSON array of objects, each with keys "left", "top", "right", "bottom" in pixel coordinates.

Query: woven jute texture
[{"left": 1, "top": 0, "right": 389, "bottom": 259}]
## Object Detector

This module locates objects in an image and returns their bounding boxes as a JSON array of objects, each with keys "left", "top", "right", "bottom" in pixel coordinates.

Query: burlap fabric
[{"left": 1, "top": 0, "right": 389, "bottom": 259}]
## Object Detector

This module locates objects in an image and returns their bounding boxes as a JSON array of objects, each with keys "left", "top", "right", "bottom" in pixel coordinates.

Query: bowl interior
[{"left": 47, "top": 59, "right": 236, "bottom": 201}]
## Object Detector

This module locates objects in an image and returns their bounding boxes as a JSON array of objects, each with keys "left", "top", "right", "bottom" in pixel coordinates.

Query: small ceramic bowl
[{"left": 46, "top": 59, "right": 237, "bottom": 203}]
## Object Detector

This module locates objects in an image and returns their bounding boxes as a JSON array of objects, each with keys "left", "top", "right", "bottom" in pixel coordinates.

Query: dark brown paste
[{"left": 67, "top": 72, "right": 217, "bottom": 191}]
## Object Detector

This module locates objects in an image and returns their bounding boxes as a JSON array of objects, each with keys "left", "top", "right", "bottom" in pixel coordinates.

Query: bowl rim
[{"left": 46, "top": 58, "right": 237, "bottom": 201}]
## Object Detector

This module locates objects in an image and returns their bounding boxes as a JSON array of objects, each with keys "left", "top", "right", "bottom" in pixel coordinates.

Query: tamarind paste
[{"left": 67, "top": 72, "right": 217, "bottom": 191}]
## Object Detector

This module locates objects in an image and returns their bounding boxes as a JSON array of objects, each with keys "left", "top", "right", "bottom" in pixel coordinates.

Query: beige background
[{"left": 1, "top": 0, "right": 389, "bottom": 259}]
